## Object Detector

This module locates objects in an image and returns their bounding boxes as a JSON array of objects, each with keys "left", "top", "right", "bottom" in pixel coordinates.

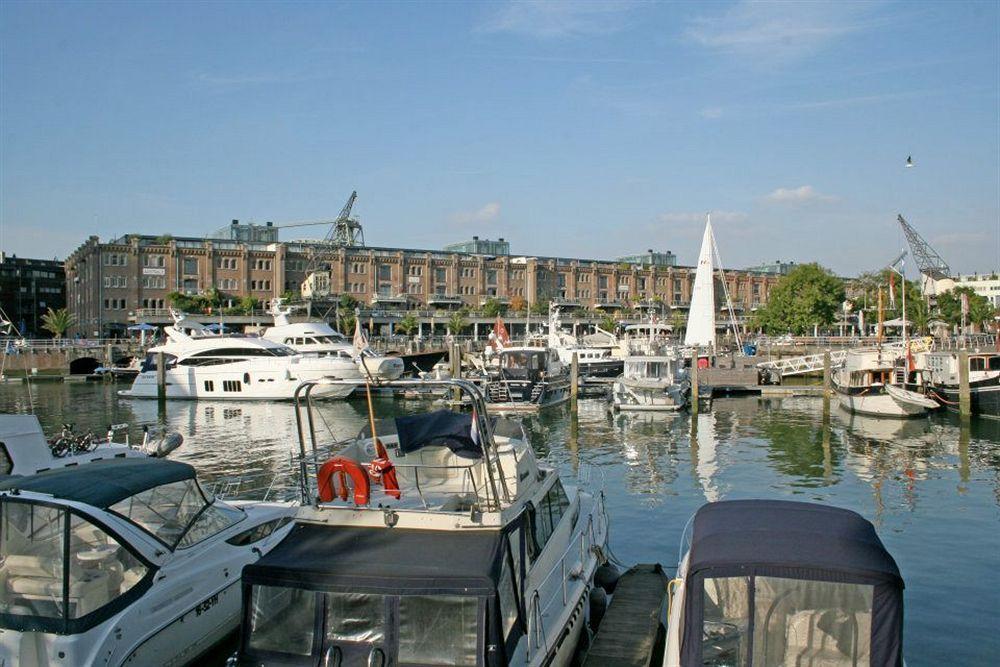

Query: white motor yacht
[
  {"left": 543, "top": 305, "right": 623, "bottom": 380},
  {"left": 832, "top": 347, "right": 937, "bottom": 417},
  {"left": 0, "top": 458, "right": 296, "bottom": 666},
  {"left": 612, "top": 354, "right": 690, "bottom": 411},
  {"left": 261, "top": 299, "right": 404, "bottom": 381},
  {"left": 229, "top": 378, "right": 610, "bottom": 667},
  {"left": 0, "top": 414, "right": 182, "bottom": 477},
  {"left": 119, "top": 311, "right": 355, "bottom": 401}
]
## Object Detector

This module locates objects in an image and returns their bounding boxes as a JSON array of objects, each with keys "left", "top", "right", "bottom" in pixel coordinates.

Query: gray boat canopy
[
  {"left": 682, "top": 500, "right": 904, "bottom": 666},
  {"left": 0, "top": 458, "right": 196, "bottom": 508}
]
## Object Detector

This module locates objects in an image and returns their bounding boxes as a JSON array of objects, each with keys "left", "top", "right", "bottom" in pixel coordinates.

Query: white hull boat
[
  {"left": 229, "top": 378, "right": 611, "bottom": 667},
  {"left": 0, "top": 458, "right": 295, "bottom": 666},
  {"left": 612, "top": 355, "right": 690, "bottom": 412},
  {"left": 832, "top": 347, "right": 937, "bottom": 418}
]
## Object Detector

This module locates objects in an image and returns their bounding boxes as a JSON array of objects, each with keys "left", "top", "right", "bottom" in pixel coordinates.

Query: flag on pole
[
  {"left": 490, "top": 316, "right": 511, "bottom": 352},
  {"left": 888, "top": 273, "right": 896, "bottom": 309},
  {"left": 470, "top": 404, "right": 481, "bottom": 448},
  {"left": 960, "top": 292, "right": 969, "bottom": 317},
  {"left": 352, "top": 318, "right": 369, "bottom": 357}
]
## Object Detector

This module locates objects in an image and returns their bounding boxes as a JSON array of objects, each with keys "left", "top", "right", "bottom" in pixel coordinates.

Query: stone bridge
[{"left": 1, "top": 340, "right": 145, "bottom": 376}]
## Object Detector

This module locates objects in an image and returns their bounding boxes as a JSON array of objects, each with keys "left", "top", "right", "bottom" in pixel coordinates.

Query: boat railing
[
  {"left": 209, "top": 465, "right": 297, "bottom": 503},
  {"left": 294, "top": 377, "right": 514, "bottom": 512},
  {"left": 526, "top": 490, "right": 608, "bottom": 662}
]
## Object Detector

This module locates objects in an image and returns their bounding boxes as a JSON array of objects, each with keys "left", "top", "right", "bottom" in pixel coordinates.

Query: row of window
[
  {"left": 141, "top": 298, "right": 166, "bottom": 309},
  {"left": 253, "top": 259, "right": 272, "bottom": 271},
  {"left": 218, "top": 278, "right": 239, "bottom": 290},
  {"left": 218, "top": 258, "right": 239, "bottom": 270},
  {"left": 103, "top": 253, "right": 128, "bottom": 266},
  {"left": 249, "top": 280, "right": 272, "bottom": 291},
  {"left": 103, "top": 276, "right": 128, "bottom": 288},
  {"left": 142, "top": 276, "right": 166, "bottom": 289},
  {"left": 143, "top": 255, "right": 166, "bottom": 268},
  {"left": 104, "top": 298, "right": 128, "bottom": 310}
]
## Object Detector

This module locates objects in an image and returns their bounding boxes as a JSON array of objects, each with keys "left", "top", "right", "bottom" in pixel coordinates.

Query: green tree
[
  {"left": 670, "top": 309, "right": 687, "bottom": 336},
  {"left": 750, "top": 263, "right": 845, "bottom": 335},
  {"left": 447, "top": 310, "right": 469, "bottom": 335},
  {"left": 338, "top": 294, "right": 359, "bottom": 311},
  {"left": 280, "top": 289, "right": 301, "bottom": 304},
  {"left": 238, "top": 296, "right": 260, "bottom": 315},
  {"left": 40, "top": 307, "right": 76, "bottom": 338},
  {"left": 482, "top": 298, "right": 506, "bottom": 317},
  {"left": 395, "top": 314, "right": 419, "bottom": 336},
  {"left": 599, "top": 315, "right": 618, "bottom": 332},
  {"left": 529, "top": 299, "right": 549, "bottom": 316},
  {"left": 166, "top": 291, "right": 200, "bottom": 312},
  {"left": 339, "top": 313, "right": 357, "bottom": 336},
  {"left": 936, "top": 287, "right": 996, "bottom": 330}
]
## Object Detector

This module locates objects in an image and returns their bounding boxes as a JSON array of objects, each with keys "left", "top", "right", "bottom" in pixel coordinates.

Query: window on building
[
  {"left": 435, "top": 268, "right": 447, "bottom": 284},
  {"left": 183, "top": 258, "right": 198, "bottom": 275},
  {"left": 598, "top": 276, "right": 608, "bottom": 289}
]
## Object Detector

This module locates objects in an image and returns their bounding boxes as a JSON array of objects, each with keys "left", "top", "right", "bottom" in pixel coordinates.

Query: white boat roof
[
  {"left": 149, "top": 332, "right": 292, "bottom": 355},
  {"left": 263, "top": 321, "right": 346, "bottom": 339}
]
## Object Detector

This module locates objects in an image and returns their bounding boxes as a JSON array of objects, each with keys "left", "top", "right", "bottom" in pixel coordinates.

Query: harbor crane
[{"left": 896, "top": 214, "right": 950, "bottom": 280}]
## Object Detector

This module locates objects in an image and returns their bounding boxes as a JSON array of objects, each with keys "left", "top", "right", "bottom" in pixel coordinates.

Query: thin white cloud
[
  {"left": 480, "top": 1, "right": 639, "bottom": 39},
  {"left": 685, "top": 1, "right": 884, "bottom": 66},
  {"left": 764, "top": 185, "right": 836, "bottom": 203},
  {"left": 451, "top": 202, "right": 501, "bottom": 225},
  {"left": 699, "top": 106, "right": 724, "bottom": 119}
]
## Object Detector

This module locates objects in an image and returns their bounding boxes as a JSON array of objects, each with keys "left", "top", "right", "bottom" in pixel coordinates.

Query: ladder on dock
[
  {"left": 583, "top": 564, "right": 668, "bottom": 667},
  {"left": 756, "top": 350, "right": 847, "bottom": 377},
  {"left": 757, "top": 339, "right": 931, "bottom": 378}
]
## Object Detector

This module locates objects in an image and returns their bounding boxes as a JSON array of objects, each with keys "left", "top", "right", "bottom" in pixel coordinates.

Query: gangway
[{"left": 757, "top": 339, "right": 931, "bottom": 378}]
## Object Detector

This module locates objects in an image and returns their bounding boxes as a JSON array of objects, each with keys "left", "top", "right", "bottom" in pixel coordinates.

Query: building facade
[
  {"left": 0, "top": 253, "right": 66, "bottom": 336},
  {"left": 64, "top": 233, "right": 782, "bottom": 335},
  {"left": 443, "top": 236, "right": 511, "bottom": 256},
  {"left": 953, "top": 273, "right": 1000, "bottom": 308}
]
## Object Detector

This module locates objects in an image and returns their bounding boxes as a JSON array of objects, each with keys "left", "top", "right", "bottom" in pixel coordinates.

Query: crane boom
[{"left": 896, "top": 214, "right": 950, "bottom": 280}]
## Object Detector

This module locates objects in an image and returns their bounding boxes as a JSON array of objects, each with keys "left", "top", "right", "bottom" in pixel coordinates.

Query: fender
[{"left": 317, "top": 456, "right": 371, "bottom": 505}]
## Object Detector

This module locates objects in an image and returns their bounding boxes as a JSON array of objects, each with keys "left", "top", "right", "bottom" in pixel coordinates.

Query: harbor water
[{"left": 2, "top": 383, "right": 998, "bottom": 666}]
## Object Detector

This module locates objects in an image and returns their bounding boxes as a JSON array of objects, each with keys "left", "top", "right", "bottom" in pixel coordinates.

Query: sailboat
[{"left": 684, "top": 215, "right": 717, "bottom": 351}]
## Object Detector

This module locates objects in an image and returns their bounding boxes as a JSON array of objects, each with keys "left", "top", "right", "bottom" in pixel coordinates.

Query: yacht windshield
[
  {"left": 110, "top": 479, "right": 243, "bottom": 549},
  {"left": 0, "top": 499, "right": 150, "bottom": 630}
]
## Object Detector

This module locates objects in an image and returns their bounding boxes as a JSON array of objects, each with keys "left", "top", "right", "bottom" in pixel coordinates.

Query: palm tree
[
  {"left": 447, "top": 310, "right": 468, "bottom": 336},
  {"left": 482, "top": 298, "right": 505, "bottom": 317},
  {"left": 41, "top": 308, "right": 76, "bottom": 339},
  {"left": 599, "top": 315, "right": 617, "bottom": 333},
  {"left": 396, "top": 314, "right": 419, "bottom": 336}
]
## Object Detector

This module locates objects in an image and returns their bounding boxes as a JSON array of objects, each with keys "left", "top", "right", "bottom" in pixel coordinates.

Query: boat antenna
[{"left": 354, "top": 309, "right": 386, "bottom": 459}]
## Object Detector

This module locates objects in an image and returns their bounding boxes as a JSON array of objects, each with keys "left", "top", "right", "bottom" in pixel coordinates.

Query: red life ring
[{"left": 317, "top": 456, "right": 371, "bottom": 505}]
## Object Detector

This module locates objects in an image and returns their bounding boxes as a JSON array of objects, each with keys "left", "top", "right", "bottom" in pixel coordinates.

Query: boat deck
[{"left": 583, "top": 563, "right": 668, "bottom": 667}]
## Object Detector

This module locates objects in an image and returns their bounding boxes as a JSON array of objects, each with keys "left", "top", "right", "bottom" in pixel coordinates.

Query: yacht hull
[
  {"left": 485, "top": 378, "right": 571, "bottom": 413},
  {"left": 121, "top": 365, "right": 355, "bottom": 400},
  {"left": 929, "top": 381, "right": 1000, "bottom": 418},
  {"left": 834, "top": 387, "right": 926, "bottom": 417},
  {"left": 612, "top": 379, "right": 688, "bottom": 412}
]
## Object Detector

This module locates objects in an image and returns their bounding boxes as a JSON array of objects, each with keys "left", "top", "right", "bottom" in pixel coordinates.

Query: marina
[{"left": 2, "top": 3, "right": 998, "bottom": 664}]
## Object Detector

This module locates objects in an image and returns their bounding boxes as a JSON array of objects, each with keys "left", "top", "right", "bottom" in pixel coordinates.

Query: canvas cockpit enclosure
[
  {"left": 681, "top": 500, "right": 904, "bottom": 667},
  {"left": 240, "top": 519, "right": 531, "bottom": 666}
]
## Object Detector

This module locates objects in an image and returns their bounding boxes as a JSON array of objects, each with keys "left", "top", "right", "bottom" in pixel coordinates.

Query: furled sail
[{"left": 684, "top": 215, "right": 716, "bottom": 348}]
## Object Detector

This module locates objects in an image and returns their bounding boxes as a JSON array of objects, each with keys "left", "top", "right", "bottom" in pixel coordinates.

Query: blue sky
[{"left": 1, "top": 0, "right": 997, "bottom": 275}]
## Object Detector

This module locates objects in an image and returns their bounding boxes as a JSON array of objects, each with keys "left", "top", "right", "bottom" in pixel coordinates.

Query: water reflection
[{"left": 1, "top": 384, "right": 998, "bottom": 664}]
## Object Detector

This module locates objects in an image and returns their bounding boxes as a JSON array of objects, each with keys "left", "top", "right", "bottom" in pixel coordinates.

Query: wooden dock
[{"left": 583, "top": 563, "right": 668, "bottom": 667}]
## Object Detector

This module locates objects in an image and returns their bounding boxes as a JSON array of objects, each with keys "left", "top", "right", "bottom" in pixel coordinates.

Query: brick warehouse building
[{"left": 64, "top": 227, "right": 781, "bottom": 336}]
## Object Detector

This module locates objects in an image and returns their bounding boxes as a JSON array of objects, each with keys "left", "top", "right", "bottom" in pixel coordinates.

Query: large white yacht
[
  {"left": 832, "top": 347, "right": 937, "bottom": 417},
  {"left": 612, "top": 353, "right": 690, "bottom": 411},
  {"left": 261, "top": 299, "right": 404, "bottom": 381},
  {"left": 229, "top": 378, "right": 610, "bottom": 667},
  {"left": 0, "top": 457, "right": 296, "bottom": 666},
  {"left": 120, "top": 311, "right": 357, "bottom": 401}
]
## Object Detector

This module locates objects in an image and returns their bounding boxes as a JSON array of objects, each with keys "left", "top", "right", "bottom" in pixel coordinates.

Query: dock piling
[
  {"left": 958, "top": 349, "right": 971, "bottom": 418},
  {"left": 822, "top": 350, "right": 832, "bottom": 395},
  {"left": 690, "top": 349, "right": 699, "bottom": 415},
  {"left": 156, "top": 351, "right": 166, "bottom": 402},
  {"left": 570, "top": 352, "right": 579, "bottom": 409}
]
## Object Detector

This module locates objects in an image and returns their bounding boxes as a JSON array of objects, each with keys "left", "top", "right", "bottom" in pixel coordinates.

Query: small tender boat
[
  {"left": 612, "top": 354, "right": 690, "bottom": 411},
  {"left": 832, "top": 347, "right": 937, "bottom": 417},
  {"left": 923, "top": 349, "right": 1000, "bottom": 418},
  {"left": 0, "top": 414, "right": 182, "bottom": 477},
  {"left": 228, "top": 378, "right": 610, "bottom": 667},
  {"left": 662, "top": 500, "right": 905, "bottom": 667},
  {"left": 0, "top": 458, "right": 296, "bottom": 666},
  {"left": 485, "top": 346, "right": 571, "bottom": 412}
]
